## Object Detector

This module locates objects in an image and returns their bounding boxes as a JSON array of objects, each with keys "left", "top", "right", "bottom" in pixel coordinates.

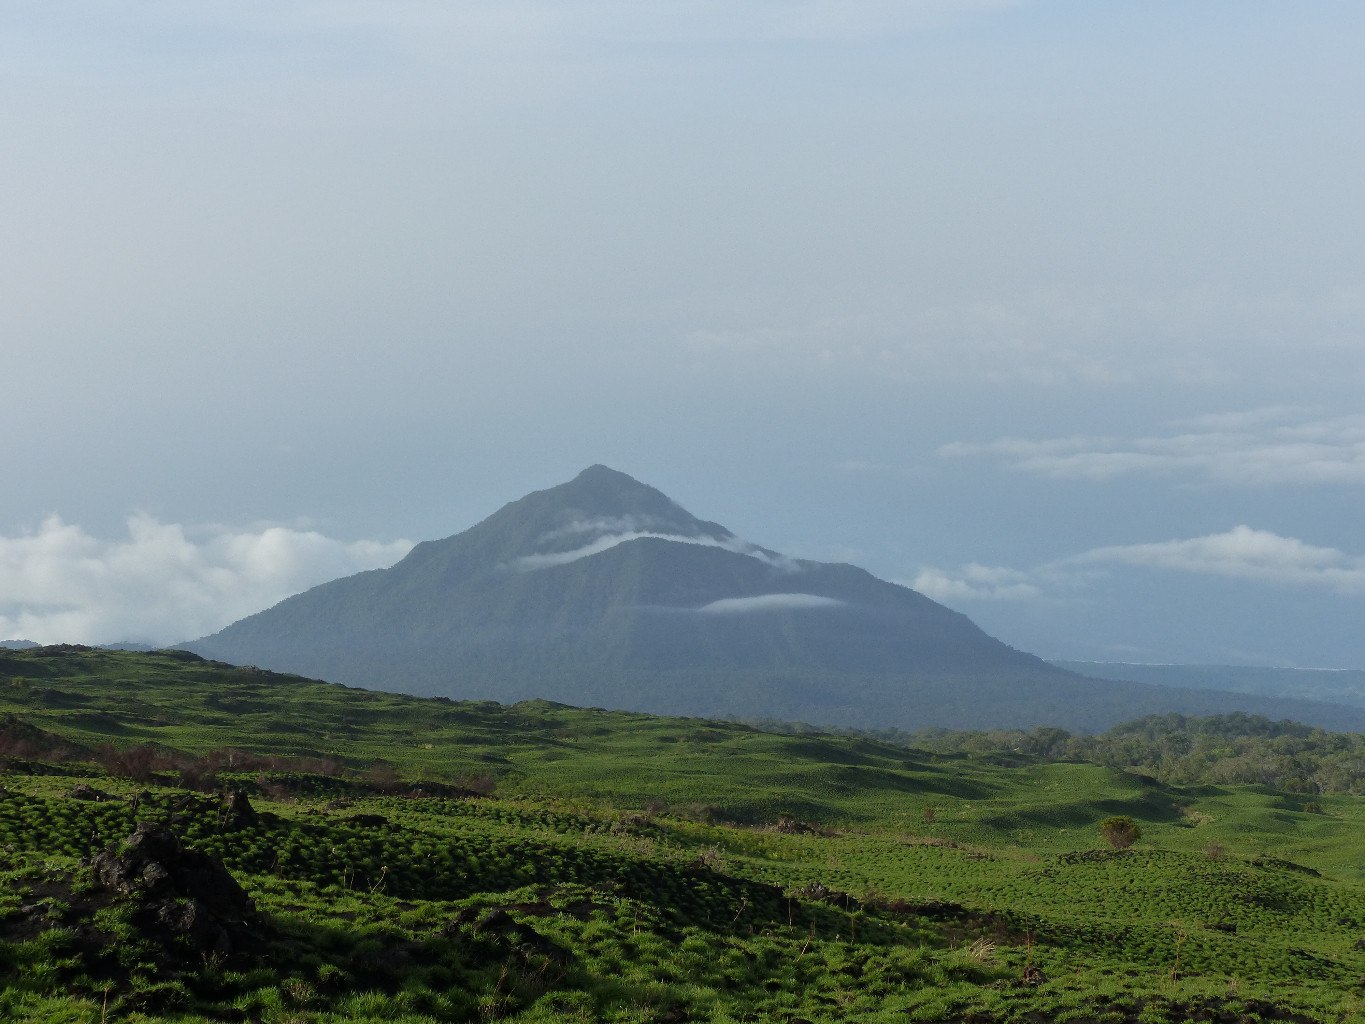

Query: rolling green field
[{"left": 3, "top": 647, "right": 1365, "bottom": 1023}]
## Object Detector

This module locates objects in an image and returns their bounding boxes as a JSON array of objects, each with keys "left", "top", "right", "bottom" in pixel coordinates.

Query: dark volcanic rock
[
  {"left": 88, "top": 822, "right": 259, "bottom": 957},
  {"left": 67, "top": 783, "right": 114, "bottom": 801},
  {"left": 475, "top": 908, "right": 571, "bottom": 964},
  {"left": 218, "top": 788, "right": 258, "bottom": 829},
  {"left": 345, "top": 813, "right": 390, "bottom": 828}
]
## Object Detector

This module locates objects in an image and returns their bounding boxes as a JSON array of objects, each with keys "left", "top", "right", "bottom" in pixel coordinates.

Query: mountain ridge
[{"left": 187, "top": 466, "right": 1365, "bottom": 732}]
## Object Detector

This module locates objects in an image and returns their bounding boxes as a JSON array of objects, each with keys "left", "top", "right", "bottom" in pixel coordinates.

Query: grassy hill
[{"left": 3, "top": 646, "right": 1365, "bottom": 1022}]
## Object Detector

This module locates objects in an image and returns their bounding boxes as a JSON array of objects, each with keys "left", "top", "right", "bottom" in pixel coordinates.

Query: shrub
[
  {"left": 1098, "top": 816, "right": 1141, "bottom": 850},
  {"left": 94, "top": 743, "right": 166, "bottom": 782},
  {"left": 177, "top": 760, "right": 220, "bottom": 792},
  {"left": 364, "top": 761, "right": 403, "bottom": 794},
  {"left": 456, "top": 772, "right": 498, "bottom": 797}
]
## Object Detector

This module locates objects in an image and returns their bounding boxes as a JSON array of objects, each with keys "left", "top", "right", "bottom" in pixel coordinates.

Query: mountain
[
  {"left": 187, "top": 466, "right": 1365, "bottom": 732},
  {"left": 0, "top": 639, "right": 40, "bottom": 650}
]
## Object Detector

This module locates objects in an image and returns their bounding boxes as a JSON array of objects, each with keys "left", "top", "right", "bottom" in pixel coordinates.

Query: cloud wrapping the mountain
[
  {"left": 513, "top": 525, "right": 801, "bottom": 573},
  {"left": 536, "top": 515, "right": 675, "bottom": 542},
  {"left": 697, "top": 593, "right": 846, "bottom": 614},
  {"left": 0, "top": 515, "right": 412, "bottom": 645}
]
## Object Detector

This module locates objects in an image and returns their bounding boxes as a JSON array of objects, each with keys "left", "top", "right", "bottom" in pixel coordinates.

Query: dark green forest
[{"left": 750, "top": 713, "right": 1365, "bottom": 796}]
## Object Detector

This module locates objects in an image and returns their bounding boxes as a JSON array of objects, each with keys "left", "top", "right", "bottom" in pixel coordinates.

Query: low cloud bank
[
  {"left": 0, "top": 514, "right": 413, "bottom": 646},
  {"left": 912, "top": 563, "right": 1041, "bottom": 602},
  {"left": 915, "top": 525, "right": 1365, "bottom": 603},
  {"left": 1071, "top": 526, "right": 1365, "bottom": 593}
]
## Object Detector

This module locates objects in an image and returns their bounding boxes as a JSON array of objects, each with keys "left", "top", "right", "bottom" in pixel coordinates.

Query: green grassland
[{"left": 3, "top": 647, "right": 1365, "bottom": 1023}]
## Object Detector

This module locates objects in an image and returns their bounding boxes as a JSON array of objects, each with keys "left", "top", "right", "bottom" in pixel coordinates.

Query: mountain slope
[{"left": 187, "top": 466, "right": 1365, "bottom": 731}]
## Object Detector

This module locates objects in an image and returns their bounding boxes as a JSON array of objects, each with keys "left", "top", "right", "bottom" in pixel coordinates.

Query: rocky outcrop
[{"left": 88, "top": 822, "right": 259, "bottom": 958}]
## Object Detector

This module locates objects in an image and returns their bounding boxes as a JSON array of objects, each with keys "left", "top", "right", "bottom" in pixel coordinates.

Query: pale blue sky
[{"left": 3, "top": 2, "right": 1364, "bottom": 665}]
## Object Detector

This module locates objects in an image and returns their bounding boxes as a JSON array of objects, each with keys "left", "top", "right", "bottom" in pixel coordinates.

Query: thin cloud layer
[
  {"left": 686, "top": 289, "right": 1365, "bottom": 395},
  {"left": 916, "top": 526, "right": 1365, "bottom": 603},
  {"left": 0, "top": 515, "right": 412, "bottom": 646},
  {"left": 513, "top": 522, "right": 801, "bottom": 573},
  {"left": 1072, "top": 527, "right": 1365, "bottom": 594},
  {"left": 535, "top": 515, "right": 677, "bottom": 543},
  {"left": 697, "top": 594, "right": 846, "bottom": 614},
  {"left": 940, "top": 410, "right": 1365, "bottom": 485},
  {"left": 911, "top": 563, "right": 1041, "bottom": 602}
]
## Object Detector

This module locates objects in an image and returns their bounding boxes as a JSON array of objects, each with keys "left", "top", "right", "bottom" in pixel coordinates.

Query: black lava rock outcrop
[
  {"left": 218, "top": 788, "right": 258, "bottom": 829},
  {"left": 88, "top": 822, "right": 259, "bottom": 957},
  {"left": 67, "top": 783, "right": 114, "bottom": 801}
]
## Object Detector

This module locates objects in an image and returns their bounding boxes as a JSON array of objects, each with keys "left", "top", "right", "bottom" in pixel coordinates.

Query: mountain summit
[
  {"left": 395, "top": 464, "right": 742, "bottom": 581},
  {"left": 188, "top": 467, "right": 1349, "bottom": 730}
]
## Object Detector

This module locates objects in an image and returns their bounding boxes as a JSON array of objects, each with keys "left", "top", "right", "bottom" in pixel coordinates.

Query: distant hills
[
  {"left": 1053, "top": 661, "right": 1365, "bottom": 711},
  {"left": 187, "top": 465, "right": 1365, "bottom": 732},
  {"left": 2, "top": 639, "right": 155, "bottom": 652}
]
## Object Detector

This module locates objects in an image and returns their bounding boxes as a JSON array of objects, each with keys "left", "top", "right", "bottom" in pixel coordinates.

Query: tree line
[{"left": 745, "top": 712, "right": 1365, "bottom": 795}]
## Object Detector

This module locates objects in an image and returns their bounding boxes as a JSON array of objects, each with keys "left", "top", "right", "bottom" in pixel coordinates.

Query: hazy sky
[{"left": 4, "top": 2, "right": 1364, "bottom": 666}]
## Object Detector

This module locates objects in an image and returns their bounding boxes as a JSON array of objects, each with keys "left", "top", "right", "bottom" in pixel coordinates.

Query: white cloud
[
  {"left": 910, "top": 563, "right": 1041, "bottom": 601},
  {"left": 914, "top": 525, "right": 1365, "bottom": 604},
  {"left": 512, "top": 531, "right": 688, "bottom": 570},
  {"left": 697, "top": 593, "right": 846, "bottom": 613},
  {"left": 1071, "top": 526, "right": 1365, "bottom": 594},
  {"left": 941, "top": 409, "right": 1365, "bottom": 486},
  {"left": 535, "top": 515, "right": 671, "bottom": 542},
  {"left": 0, "top": 514, "right": 412, "bottom": 645},
  {"left": 512, "top": 525, "right": 802, "bottom": 572}
]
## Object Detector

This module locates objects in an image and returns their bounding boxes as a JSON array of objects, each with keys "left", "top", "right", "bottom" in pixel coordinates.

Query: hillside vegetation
[
  {"left": 3, "top": 647, "right": 1365, "bottom": 1022},
  {"left": 760, "top": 713, "right": 1365, "bottom": 796}
]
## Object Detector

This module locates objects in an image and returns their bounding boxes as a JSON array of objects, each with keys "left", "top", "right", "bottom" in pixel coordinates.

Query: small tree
[
  {"left": 364, "top": 759, "right": 403, "bottom": 794},
  {"left": 1098, "top": 815, "right": 1141, "bottom": 850}
]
